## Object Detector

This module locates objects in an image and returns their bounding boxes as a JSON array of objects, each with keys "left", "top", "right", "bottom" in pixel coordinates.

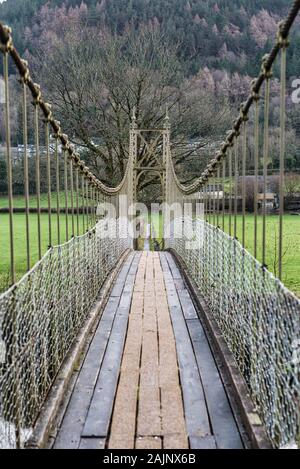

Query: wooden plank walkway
[{"left": 53, "top": 251, "right": 244, "bottom": 449}]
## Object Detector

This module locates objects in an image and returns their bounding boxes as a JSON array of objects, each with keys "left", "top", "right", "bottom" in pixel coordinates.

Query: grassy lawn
[
  {"left": 0, "top": 209, "right": 299, "bottom": 297},
  {"left": 220, "top": 214, "right": 300, "bottom": 297},
  {"left": 140, "top": 212, "right": 300, "bottom": 297},
  {"left": 0, "top": 192, "right": 78, "bottom": 209},
  {"left": 0, "top": 212, "right": 87, "bottom": 291}
]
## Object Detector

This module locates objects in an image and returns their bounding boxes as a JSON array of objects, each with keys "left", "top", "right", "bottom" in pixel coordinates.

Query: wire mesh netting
[
  {"left": 169, "top": 217, "right": 300, "bottom": 448},
  {"left": 0, "top": 219, "right": 130, "bottom": 448}
]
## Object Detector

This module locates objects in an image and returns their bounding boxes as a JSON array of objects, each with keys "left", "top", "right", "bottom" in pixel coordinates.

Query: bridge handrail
[
  {"left": 169, "top": 0, "right": 300, "bottom": 195},
  {"left": 0, "top": 23, "right": 130, "bottom": 196}
]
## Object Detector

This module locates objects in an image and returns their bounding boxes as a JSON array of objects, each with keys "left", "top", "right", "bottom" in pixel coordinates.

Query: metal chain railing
[
  {"left": 0, "top": 24, "right": 133, "bottom": 447},
  {"left": 0, "top": 219, "right": 129, "bottom": 448},
  {"left": 166, "top": 0, "right": 300, "bottom": 448},
  {"left": 166, "top": 0, "right": 300, "bottom": 274},
  {"left": 0, "top": 23, "right": 133, "bottom": 288},
  {"left": 169, "top": 218, "right": 300, "bottom": 448}
]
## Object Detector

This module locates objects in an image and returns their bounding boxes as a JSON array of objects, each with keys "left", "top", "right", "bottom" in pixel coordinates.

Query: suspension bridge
[{"left": 0, "top": 0, "right": 300, "bottom": 450}]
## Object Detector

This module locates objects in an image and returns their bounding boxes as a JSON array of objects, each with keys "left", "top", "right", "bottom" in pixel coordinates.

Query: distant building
[
  {"left": 191, "top": 185, "right": 224, "bottom": 200},
  {"left": 257, "top": 193, "right": 279, "bottom": 210}
]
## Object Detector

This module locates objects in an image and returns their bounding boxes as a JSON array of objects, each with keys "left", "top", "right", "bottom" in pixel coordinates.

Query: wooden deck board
[
  {"left": 54, "top": 250, "right": 244, "bottom": 450},
  {"left": 109, "top": 252, "right": 188, "bottom": 449},
  {"left": 162, "top": 252, "right": 243, "bottom": 449},
  {"left": 54, "top": 253, "right": 137, "bottom": 448},
  {"left": 79, "top": 438, "right": 105, "bottom": 449},
  {"left": 81, "top": 310, "right": 133, "bottom": 437},
  {"left": 187, "top": 319, "right": 243, "bottom": 449}
]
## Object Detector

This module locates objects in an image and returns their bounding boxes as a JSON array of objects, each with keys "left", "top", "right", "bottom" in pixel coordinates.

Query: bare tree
[
  {"left": 31, "top": 22, "right": 231, "bottom": 197},
  {"left": 285, "top": 174, "right": 300, "bottom": 198}
]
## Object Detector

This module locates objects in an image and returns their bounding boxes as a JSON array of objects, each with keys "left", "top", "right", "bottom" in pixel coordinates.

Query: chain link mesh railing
[
  {"left": 165, "top": 0, "right": 300, "bottom": 448},
  {"left": 0, "top": 219, "right": 131, "bottom": 448},
  {"left": 0, "top": 22, "right": 134, "bottom": 448},
  {"left": 169, "top": 218, "right": 300, "bottom": 448}
]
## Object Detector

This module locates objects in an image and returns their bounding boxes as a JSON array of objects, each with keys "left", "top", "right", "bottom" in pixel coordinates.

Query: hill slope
[{"left": 0, "top": 0, "right": 299, "bottom": 77}]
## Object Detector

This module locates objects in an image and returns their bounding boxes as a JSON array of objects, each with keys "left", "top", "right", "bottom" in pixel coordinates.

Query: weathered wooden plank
[
  {"left": 118, "top": 292, "right": 132, "bottom": 309},
  {"left": 110, "top": 254, "right": 135, "bottom": 297},
  {"left": 108, "top": 370, "right": 140, "bottom": 449},
  {"left": 165, "top": 252, "right": 182, "bottom": 278},
  {"left": 79, "top": 437, "right": 105, "bottom": 449},
  {"left": 159, "top": 252, "right": 170, "bottom": 272},
  {"left": 160, "top": 386, "right": 188, "bottom": 448},
  {"left": 137, "top": 254, "right": 161, "bottom": 439},
  {"left": 54, "top": 387, "right": 94, "bottom": 449},
  {"left": 161, "top": 254, "right": 211, "bottom": 440},
  {"left": 166, "top": 293, "right": 181, "bottom": 308},
  {"left": 76, "top": 298, "right": 120, "bottom": 387},
  {"left": 138, "top": 319, "right": 161, "bottom": 435},
  {"left": 136, "top": 437, "right": 162, "bottom": 449},
  {"left": 189, "top": 435, "right": 217, "bottom": 449},
  {"left": 110, "top": 283, "right": 124, "bottom": 297},
  {"left": 178, "top": 289, "right": 198, "bottom": 320},
  {"left": 168, "top": 307, "right": 211, "bottom": 439},
  {"left": 81, "top": 256, "right": 139, "bottom": 439},
  {"left": 187, "top": 319, "right": 243, "bottom": 449},
  {"left": 81, "top": 313, "right": 130, "bottom": 438},
  {"left": 54, "top": 297, "right": 121, "bottom": 449},
  {"left": 174, "top": 279, "right": 186, "bottom": 291},
  {"left": 164, "top": 434, "right": 189, "bottom": 449}
]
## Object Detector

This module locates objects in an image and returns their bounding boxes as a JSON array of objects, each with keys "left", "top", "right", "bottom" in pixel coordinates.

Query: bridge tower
[{"left": 129, "top": 108, "right": 171, "bottom": 248}]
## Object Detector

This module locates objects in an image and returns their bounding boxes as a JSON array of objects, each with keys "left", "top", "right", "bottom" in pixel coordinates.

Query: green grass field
[
  {"left": 0, "top": 212, "right": 87, "bottom": 291},
  {"left": 0, "top": 192, "right": 77, "bottom": 209},
  {"left": 143, "top": 213, "right": 300, "bottom": 297},
  {"left": 221, "top": 214, "right": 300, "bottom": 296},
  {"left": 0, "top": 207, "right": 299, "bottom": 297}
]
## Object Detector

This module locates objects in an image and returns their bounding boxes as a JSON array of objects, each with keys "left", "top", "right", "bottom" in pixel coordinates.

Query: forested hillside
[
  {"left": 0, "top": 0, "right": 299, "bottom": 191},
  {"left": 0, "top": 0, "right": 299, "bottom": 76}
]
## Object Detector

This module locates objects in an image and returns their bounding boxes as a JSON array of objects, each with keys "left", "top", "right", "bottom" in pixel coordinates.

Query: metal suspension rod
[
  {"left": 262, "top": 77, "right": 271, "bottom": 267},
  {"left": 22, "top": 81, "right": 30, "bottom": 271},
  {"left": 234, "top": 137, "right": 239, "bottom": 239},
  {"left": 208, "top": 179, "right": 212, "bottom": 225},
  {"left": 76, "top": 167, "right": 80, "bottom": 236},
  {"left": 55, "top": 138, "right": 61, "bottom": 245},
  {"left": 34, "top": 104, "right": 42, "bottom": 260},
  {"left": 85, "top": 179, "right": 89, "bottom": 230},
  {"left": 64, "top": 149, "right": 69, "bottom": 241},
  {"left": 3, "top": 51, "right": 15, "bottom": 284},
  {"left": 204, "top": 183, "right": 207, "bottom": 221},
  {"left": 217, "top": 166, "right": 220, "bottom": 227},
  {"left": 212, "top": 172, "right": 216, "bottom": 226},
  {"left": 70, "top": 158, "right": 75, "bottom": 237},
  {"left": 278, "top": 35, "right": 288, "bottom": 280},
  {"left": 222, "top": 158, "right": 225, "bottom": 232},
  {"left": 45, "top": 121, "right": 52, "bottom": 248},
  {"left": 253, "top": 96, "right": 260, "bottom": 259},
  {"left": 82, "top": 174, "right": 85, "bottom": 233},
  {"left": 228, "top": 147, "right": 233, "bottom": 237},
  {"left": 92, "top": 187, "right": 95, "bottom": 225},
  {"left": 242, "top": 118, "right": 248, "bottom": 248}
]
